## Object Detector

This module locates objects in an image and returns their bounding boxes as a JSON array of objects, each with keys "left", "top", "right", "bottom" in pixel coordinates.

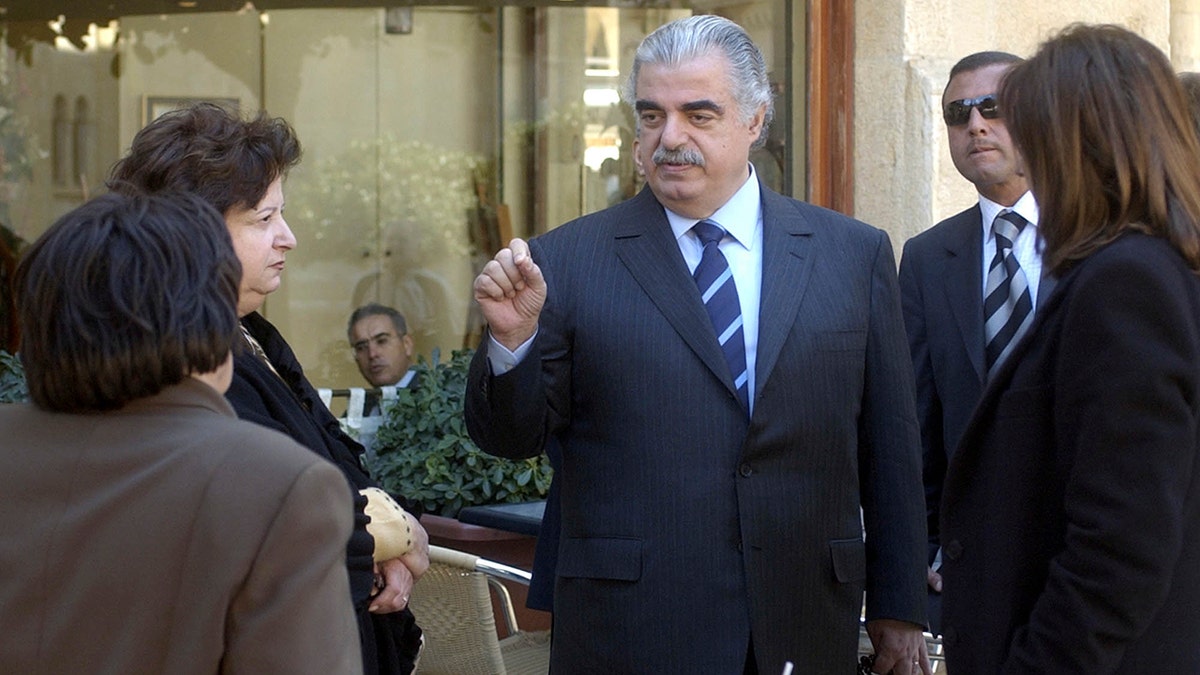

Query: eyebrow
[
  {"left": 352, "top": 331, "right": 395, "bottom": 349},
  {"left": 681, "top": 99, "right": 724, "bottom": 114},
  {"left": 255, "top": 201, "right": 284, "bottom": 217},
  {"left": 634, "top": 99, "right": 725, "bottom": 115}
]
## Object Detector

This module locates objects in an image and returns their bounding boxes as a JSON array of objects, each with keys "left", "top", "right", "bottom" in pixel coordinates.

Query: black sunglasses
[{"left": 943, "top": 94, "right": 1001, "bottom": 126}]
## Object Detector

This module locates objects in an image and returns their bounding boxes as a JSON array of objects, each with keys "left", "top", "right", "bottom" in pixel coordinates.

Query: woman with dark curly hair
[{"left": 109, "top": 103, "right": 427, "bottom": 675}]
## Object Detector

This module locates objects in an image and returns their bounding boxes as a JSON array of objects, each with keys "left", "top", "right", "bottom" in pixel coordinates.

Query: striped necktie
[
  {"left": 692, "top": 220, "right": 750, "bottom": 412},
  {"left": 984, "top": 210, "right": 1034, "bottom": 373}
]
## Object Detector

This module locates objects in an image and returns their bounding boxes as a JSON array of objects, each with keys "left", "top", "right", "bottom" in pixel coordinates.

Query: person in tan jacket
[{"left": 0, "top": 191, "right": 361, "bottom": 674}]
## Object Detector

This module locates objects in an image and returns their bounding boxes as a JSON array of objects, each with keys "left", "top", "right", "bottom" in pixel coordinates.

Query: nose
[
  {"left": 276, "top": 217, "right": 298, "bottom": 250},
  {"left": 660, "top": 112, "right": 688, "bottom": 149},
  {"left": 966, "top": 106, "right": 990, "bottom": 135}
]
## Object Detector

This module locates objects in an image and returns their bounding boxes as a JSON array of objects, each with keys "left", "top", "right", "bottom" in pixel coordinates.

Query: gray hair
[{"left": 621, "top": 15, "right": 774, "bottom": 148}]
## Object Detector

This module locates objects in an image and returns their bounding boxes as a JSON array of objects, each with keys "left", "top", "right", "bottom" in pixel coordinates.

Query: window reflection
[
  {"left": 52, "top": 95, "right": 68, "bottom": 187},
  {"left": 1, "top": 2, "right": 789, "bottom": 388}
]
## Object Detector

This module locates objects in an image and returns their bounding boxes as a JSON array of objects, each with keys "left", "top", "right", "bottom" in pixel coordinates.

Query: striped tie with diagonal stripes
[
  {"left": 692, "top": 220, "right": 750, "bottom": 412},
  {"left": 984, "top": 210, "right": 1034, "bottom": 373}
]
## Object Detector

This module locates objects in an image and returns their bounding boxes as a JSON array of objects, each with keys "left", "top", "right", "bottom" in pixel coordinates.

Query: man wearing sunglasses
[{"left": 898, "top": 51, "right": 1052, "bottom": 636}]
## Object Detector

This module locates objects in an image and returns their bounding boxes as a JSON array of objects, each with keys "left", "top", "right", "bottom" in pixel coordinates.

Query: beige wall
[
  {"left": 854, "top": 1, "right": 1175, "bottom": 257},
  {"left": 1173, "top": 0, "right": 1200, "bottom": 71},
  {"left": 119, "top": 13, "right": 262, "bottom": 150},
  {"left": 7, "top": 38, "right": 119, "bottom": 243}
]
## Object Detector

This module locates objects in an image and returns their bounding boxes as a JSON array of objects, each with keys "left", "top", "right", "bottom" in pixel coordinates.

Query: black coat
[
  {"left": 227, "top": 312, "right": 421, "bottom": 675},
  {"left": 899, "top": 202, "right": 1054, "bottom": 634},
  {"left": 941, "top": 234, "right": 1200, "bottom": 673}
]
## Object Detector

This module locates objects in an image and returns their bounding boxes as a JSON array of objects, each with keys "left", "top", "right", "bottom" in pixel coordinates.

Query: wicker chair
[{"left": 410, "top": 545, "right": 551, "bottom": 675}]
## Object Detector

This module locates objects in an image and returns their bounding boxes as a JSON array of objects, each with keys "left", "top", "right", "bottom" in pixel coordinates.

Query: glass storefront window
[{"left": 0, "top": 1, "right": 793, "bottom": 389}]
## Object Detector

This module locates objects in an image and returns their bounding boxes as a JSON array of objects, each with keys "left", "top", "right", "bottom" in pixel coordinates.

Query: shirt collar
[
  {"left": 666, "top": 164, "right": 761, "bottom": 250},
  {"left": 980, "top": 191, "right": 1039, "bottom": 242}
]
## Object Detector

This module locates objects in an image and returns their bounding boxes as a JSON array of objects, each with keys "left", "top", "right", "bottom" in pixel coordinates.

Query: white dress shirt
[
  {"left": 979, "top": 191, "right": 1043, "bottom": 304},
  {"left": 665, "top": 166, "right": 762, "bottom": 413},
  {"left": 488, "top": 165, "right": 765, "bottom": 414}
]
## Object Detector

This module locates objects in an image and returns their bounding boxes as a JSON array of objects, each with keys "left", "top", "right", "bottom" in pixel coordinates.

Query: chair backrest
[
  {"left": 410, "top": 546, "right": 522, "bottom": 675},
  {"left": 411, "top": 559, "right": 506, "bottom": 674}
]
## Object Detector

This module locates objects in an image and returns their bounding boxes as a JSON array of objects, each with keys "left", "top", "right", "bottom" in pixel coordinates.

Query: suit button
[
  {"left": 944, "top": 540, "right": 963, "bottom": 560},
  {"left": 739, "top": 463, "right": 753, "bottom": 477}
]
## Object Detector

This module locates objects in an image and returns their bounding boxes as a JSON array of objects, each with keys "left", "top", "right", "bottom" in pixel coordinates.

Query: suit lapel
[
  {"left": 943, "top": 206, "right": 986, "bottom": 381},
  {"left": 1037, "top": 271, "right": 1058, "bottom": 306},
  {"left": 754, "top": 189, "right": 815, "bottom": 399},
  {"left": 951, "top": 265, "right": 1068, "bottom": 485},
  {"left": 613, "top": 190, "right": 734, "bottom": 393}
]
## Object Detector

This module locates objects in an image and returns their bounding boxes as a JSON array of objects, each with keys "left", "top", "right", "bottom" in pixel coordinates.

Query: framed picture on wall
[{"left": 142, "top": 96, "right": 239, "bottom": 127}]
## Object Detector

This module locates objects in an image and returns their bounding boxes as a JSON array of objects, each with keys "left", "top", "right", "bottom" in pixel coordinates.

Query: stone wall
[{"left": 854, "top": 0, "right": 1177, "bottom": 256}]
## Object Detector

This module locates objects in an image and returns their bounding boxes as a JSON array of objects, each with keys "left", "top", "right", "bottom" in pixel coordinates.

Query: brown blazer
[{"left": 0, "top": 378, "right": 362, "bottom": 675}]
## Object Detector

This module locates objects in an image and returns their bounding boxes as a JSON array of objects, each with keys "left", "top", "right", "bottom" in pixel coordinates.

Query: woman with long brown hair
[{"left": 939, "top": 24, "right": 1200, "bottom": 673}]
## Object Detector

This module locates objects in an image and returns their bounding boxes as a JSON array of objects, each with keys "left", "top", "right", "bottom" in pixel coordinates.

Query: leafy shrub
[
  {"left": 0, "top": 350, "right": 26, "bottom": 403},
  {"left": 369, "top": 348, "right": 552, "bottom": 517}
]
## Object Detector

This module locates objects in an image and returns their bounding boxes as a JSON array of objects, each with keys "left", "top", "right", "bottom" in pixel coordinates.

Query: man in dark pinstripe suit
[{"left": 465, "top": 15, "right": 930, "bottom": 675}]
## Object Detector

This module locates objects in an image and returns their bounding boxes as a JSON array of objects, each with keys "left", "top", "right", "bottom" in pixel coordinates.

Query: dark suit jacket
[
  {"left": 228, "top": 312, "right": 422, "bottom": 675},
  {"left": 0, "top": 379, "right": 361, "bottom": 674},
  {"left": 361, "top": 370, "right": 419, "bottom": 418},
  {"left": 900, "top": 204, "right": 988, "bottom": 563},
  {"left": 466, "top": 183, "right": 928, "bottom": 673},
  {"left": 940, "top": 233, "right": 1200, "bottom": 673},
  {"left": 526, "top": 438, "right": 560, "bottom": 612},
  {"left": 899, "top": 204, "right": 1055, "bottom": 558}
]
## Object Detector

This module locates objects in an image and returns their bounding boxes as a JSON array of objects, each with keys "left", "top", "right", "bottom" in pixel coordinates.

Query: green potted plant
[
  {"left": 369, "top": 347, "right": 552, "bottom": 518},
  {"left": 0, "top": 350, "right": 27, "bottom": 403}
]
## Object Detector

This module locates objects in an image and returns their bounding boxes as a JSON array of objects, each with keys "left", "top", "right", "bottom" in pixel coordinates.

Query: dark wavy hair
[
  {"left": 108, "top": 102, "right": 301, "bottom": 215},
  {"left": 947, "top": 51, "right": 1023, "bottom": 85},
  {"left": 1001, "top": 24, "right": 1200, "bottom": 275},
  {"left": 16, "top": 192, "right": 242, "bottom": 412}
]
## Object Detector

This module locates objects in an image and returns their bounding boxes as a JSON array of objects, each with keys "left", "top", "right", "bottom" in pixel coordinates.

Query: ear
[
  {"left": 402, "top": 334, "right": 415, "bottom": 357},
  {"left": 747, "top": 106, "right": 766, "bottom": 140},
  {"left": 633, "top": 139, "right": 646, "bottom": 176}
]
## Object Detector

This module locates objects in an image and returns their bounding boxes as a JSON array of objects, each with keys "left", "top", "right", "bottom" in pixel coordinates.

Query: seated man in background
[
  {"left": 347, "top": 304, "right": 419, "bottom": 445},
  {"left": 349, "top": 303, "right": 418, "bottom": 390},
  {"left": 0, "top": 192, "right": 360, "bottom": 674}
]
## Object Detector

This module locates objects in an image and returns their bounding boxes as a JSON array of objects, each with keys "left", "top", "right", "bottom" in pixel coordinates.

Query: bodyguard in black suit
[
  {"left": 941, "top": 25, "right": 1200, "bottom": 672},
  {"left": 466, "top": 15, "right": 930, "bottom": 675},
  {"left": 897, "top": 52, "right": 1049, "bottom": 633}
]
